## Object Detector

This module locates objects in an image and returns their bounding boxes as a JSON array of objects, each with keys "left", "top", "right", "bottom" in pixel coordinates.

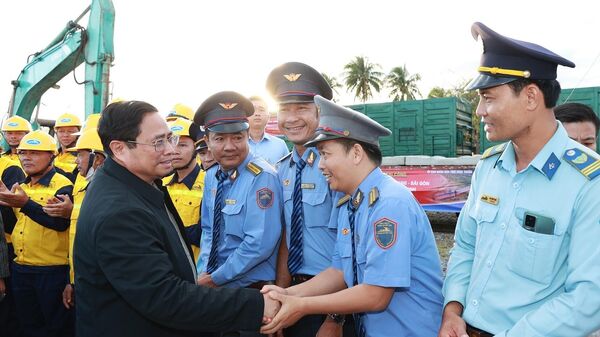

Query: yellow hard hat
[
  {"left": 2, "top": 116, "right": 33, "bottom": 132},
  {"left": 109, "top": 97, "right": 126, "bottom": 104},
  {"left": 80, "top": 114, "right": 101, "bottom": 133},
  {"left": 67, "top": 129, "right": 104, "bottom": 153},
  {"left": 166, "top": 103, "right": 194, "bottom": 121},
  {"left": 17, "top": 130, "right": 59, "bottom": 155},
  {"left": 54, "top": 113, "right": 82, "bottom": 129},
  {"left": 168, "top": 118, "right": 193, "bottom": 137},
  {"left": 168, "top": 118, "right": 203, "bottom": 142}
]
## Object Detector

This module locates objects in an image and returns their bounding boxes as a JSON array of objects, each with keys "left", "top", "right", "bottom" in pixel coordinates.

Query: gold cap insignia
[
  {"left": 219, "top": 103, "right": 238, "bottom": 110},
  {"left": 283, "top": 73, "right": 302, "bottom": 82}
]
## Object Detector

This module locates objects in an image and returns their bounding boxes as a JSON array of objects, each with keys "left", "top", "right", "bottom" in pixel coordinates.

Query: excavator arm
[{"left": 7, "top": 0, "right": 115, "bottom": 124}]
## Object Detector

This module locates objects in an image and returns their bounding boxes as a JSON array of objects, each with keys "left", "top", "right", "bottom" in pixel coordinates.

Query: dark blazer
[{"left": 74, "top": 158, "right": 263, "bottom": 337}]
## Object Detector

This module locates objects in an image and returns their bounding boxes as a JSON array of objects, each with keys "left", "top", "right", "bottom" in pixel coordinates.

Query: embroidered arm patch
[
  {"left": 256, "top": 188, "right": 274, "bottom": 209},
  {"left": 374, "top": 217, "right": 397, "bottom": 249}
]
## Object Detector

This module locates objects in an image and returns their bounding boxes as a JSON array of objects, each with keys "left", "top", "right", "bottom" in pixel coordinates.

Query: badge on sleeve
[
  {"left": 256, "top": 188, "right": 274, "bottom": 209},
  {"left": 374, "top": 218, "right": 397, "bottom": 249}
]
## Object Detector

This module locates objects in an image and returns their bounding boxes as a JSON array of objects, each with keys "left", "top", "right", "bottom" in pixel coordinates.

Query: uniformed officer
[
  {"left": 261, "top": 95, "right": 444, "bottom": 337},
  {"left": 1, "top": 116, "right": 32, "bottom": 165},
  {"left": 439, "top": 22, "right": 600, "bottom": 337},
  {"left": 0, "top": 130, "right": 74, "bottom": 337},
  {"left": 42, "top": 128, "right": 106, "bottom": 310},
  {"left": 266, "top": 61, "right": 353, "bottom": 337},
  {"left": 194, "top": 93, "right": 282, "bottom": 326},
  {"left": 196, "top": 136, "right": 217, "bottom": 171},
  {"left": 164, "top": 117, "right": 206, "bottom": 262},
  {"left": 247, "top": 96, "right": 289, "bottom": 165},
  {"left": 53, "top": 113, "right": 82, "bottom": 182}
]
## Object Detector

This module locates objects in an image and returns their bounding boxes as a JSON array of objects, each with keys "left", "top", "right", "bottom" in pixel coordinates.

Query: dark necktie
[
  {"left": 287, "top": 158, "right": 307, "bottom": 275},
  {"left": 348, "top": 199, "right": 365, "bottom": 337},
  {"left": 207, "top": 169, "right": 228, "bottom": 273}
]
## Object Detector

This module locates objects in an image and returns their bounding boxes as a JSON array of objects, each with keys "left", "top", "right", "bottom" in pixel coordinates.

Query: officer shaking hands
[
  {"left": 261, "top": 96, "right": 444, "bottom": 337},
  {"left": 440, "top": 22, "right": 600, "bottom": 337}
]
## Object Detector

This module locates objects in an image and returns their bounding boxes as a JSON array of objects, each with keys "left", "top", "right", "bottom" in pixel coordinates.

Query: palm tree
[
  {"left": 321, "top": 73, "right": 343, "bottom": 102},
  {"left": 428, "top": 86, "right": 450, "bottom": 98},
  {"left": 385, "top": 65, "right": 422, "bottom": 101},
  {"left": 343, "top": 56, "right": 384, "bottom": 102}
]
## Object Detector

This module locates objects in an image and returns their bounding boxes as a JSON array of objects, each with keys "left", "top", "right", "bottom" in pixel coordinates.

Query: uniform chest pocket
[
  {"left": 468, "top": 202, "right": 499, "bottom": 224},
  {"left": 507, "top": 224, "right": 566, "bottom": 284},
  {"left": 338, "top": 241, "right": 366, "bottom": 264},
  {"left": 222, "top": 203, "right": 244, "bottom": 239}
]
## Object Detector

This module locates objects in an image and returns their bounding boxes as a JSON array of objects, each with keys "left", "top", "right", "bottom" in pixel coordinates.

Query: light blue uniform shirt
[
  {"left": 197, "top": 153, "right": 282, "bottom": 288},
  {"left": 443, "top": 123, "right": 600, "bottom": 336},
  {"left": 332, "top": 168, "right": 443, "bottom": 337},
  {"left": 249, "top": 132, "right": 289, "bottom": 165},
  {"left": 276, "top": 148, "right": 337, "bottom": 276}
]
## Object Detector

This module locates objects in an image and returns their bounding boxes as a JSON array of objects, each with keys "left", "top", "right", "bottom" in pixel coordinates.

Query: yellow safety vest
[
  {"left": 69, "top": 177, "right": 88, "bottom": 283},
  {"left": 2, "top": 152, "right": 21, "bottom": 168},
  {"left": 54, "top": 150, "right": 77, "bottom": 175},
  {"left": 0, "top": 156, "right": 23, "bottom": 244},
  {"left": 12, "top": 171, "right": 73, "bottom": 266},
  {"left": 164, "top": 165, "right": 205, "bottom": 262}
]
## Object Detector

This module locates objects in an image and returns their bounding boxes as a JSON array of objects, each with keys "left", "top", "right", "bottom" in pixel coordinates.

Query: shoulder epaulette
[
  {"left": 368, "top": 187, "right": 379, "bottom": 207},
  {"left": 481, "top": 142, "right": 508, "bottom": 159},
  {"left": 246, "top": 161, "right": 263, "bottom": 176},
  {"left": 563, "top": 147, "right": 600, "bottom": 180},
  {"left": 336, "top": 194, "right": 351, "bottom": 208},
  {"left": 276, "top": 152, "right": 292, "bottom": 164}
]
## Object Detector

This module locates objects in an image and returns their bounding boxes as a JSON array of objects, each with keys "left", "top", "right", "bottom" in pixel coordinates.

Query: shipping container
[
  {"left": 349, "top": 97, "right": 473, "bottom": 157},
  {"left": 480, "top": 86, "right": 600, "bottom": 151}
]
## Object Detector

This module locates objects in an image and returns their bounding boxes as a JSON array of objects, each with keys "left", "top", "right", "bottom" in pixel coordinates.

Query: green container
[
  {"left": 348, "top": 103, "right": 395, "bottom": 156},
  {"left": 349, "top": 97, "right": 473, "bottom": 157},
  {"left": 480, "top": 86, "right": 600, "bottom": 152}
]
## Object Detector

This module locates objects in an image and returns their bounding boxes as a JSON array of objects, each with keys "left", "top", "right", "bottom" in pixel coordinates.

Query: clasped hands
[{"left": 259, "top": 285, "right": 305, "bottom": 335}]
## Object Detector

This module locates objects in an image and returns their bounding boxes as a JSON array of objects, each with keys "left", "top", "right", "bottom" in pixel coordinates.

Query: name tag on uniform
[
  {"left": 480, "top": 194, "right": 499, "bottom": 205},
  {"left": 225, "top": 199, "right": 236, "bottom": 205},
  {"left": 301, "top": 183, "right": 315, "bottom": 189}
]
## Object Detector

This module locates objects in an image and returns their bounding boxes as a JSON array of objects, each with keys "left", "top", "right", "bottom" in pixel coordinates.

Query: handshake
[{"left": 260, "top": 285, "right": 303, "bottom": 335}]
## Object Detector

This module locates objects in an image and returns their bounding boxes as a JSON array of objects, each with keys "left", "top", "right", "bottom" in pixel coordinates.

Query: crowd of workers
[{"left": 0, "top": 22, "right": 599, "bottom": 337}]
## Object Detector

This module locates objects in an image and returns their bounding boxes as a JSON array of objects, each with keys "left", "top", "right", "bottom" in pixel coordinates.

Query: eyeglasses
[{"left": 127, "top": 134, "right": 180, "bottom": 152}]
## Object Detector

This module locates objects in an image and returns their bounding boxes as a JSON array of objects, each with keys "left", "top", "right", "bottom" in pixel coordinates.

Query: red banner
[{"left": 381, "top": 165, "right": 474, "bottom": 212}]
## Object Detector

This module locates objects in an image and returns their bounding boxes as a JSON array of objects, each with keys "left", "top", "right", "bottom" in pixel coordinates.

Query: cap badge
[
  {"left": 219, "top": 103, "right": 238, "bottom": 110},
  {"left": 283, "top": 73, "right": 302, "bottom": 82}
]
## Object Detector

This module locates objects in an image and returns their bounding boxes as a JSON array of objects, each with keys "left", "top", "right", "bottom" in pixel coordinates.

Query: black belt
[
  {"left": 291, "top": 274, "right": 313, "bottom": 285},
  {"left": 466, "top": 324, "right": 493, "bottom": 337},
  {"left": 246, "top": 280, "right": 274, "bottom": 290}
]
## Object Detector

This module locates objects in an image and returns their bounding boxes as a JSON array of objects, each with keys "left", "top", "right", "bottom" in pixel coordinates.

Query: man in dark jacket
[{"left": 74, "top": 100, "right": 278, "bottom": 337}]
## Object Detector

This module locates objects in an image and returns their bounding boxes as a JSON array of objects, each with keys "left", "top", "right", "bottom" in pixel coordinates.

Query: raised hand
[
  {"left": 43, "top": 194, "right": 73, "bottom": 218},
  {"left": 0, "top": 182, "right": 29, "bottom": 208}
]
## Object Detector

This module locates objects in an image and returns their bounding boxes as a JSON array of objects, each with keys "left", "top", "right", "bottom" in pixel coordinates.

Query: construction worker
[
  {"left": 164, "top": 117, "right": 205, "bottom": 262},
  {"left": 0, "top": 130, "right": 74, "bottom": 337},
  {"left": 0, "top": 142, "right": 25, "bottom": 337},
  {"left": 39, "top": 128, "right": 106, "bottom": 310},
  {"left": 1, "top": 116, "right": 33, "bottom": 165},
  {"left": 166, "top": 103, "right": 194, "bottom": 121},
  {"left": 54, "top": 113, "right": 82, "bottom": 182}
]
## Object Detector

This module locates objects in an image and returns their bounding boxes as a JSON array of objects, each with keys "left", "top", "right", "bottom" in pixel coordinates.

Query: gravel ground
[{"left": 427, "top": 211, "right": 458, "bottom": 276}]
